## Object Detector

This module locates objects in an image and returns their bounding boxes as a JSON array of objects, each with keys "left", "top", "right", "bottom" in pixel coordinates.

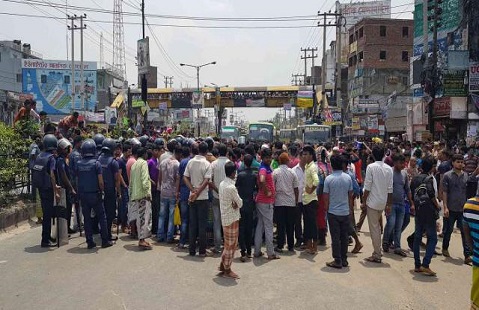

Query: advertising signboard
[
  {"left": 137, "top": 37, "right": 150, "bottom": 75},
  {"left": 22, "top": 59, "right": 97, "bottom": 115},
  {"left": 341, "top": 0, "right": 391, "bottom": 29},
  {"left": 470, "top": 62, "right": 479, "bottom": 92}
]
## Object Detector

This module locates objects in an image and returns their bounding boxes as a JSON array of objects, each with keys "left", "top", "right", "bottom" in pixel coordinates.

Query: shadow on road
[
  {"left": 320, "top": 266, "right": 350, "bottom": 273},
  {"left": 213, "top": 275, "right": 238, "bottom": 287},
  {"left": 24, "top": 245, "right": 52, "bottom": 254},
  {"left": 67, "top": 246, "right": 98, "bottom": 254},
  {"left": 409, "top": 270, "right": 439, "bottom": 282},
  {"left": 297, "top": 251, "right": 317, "bottom": 263},
  {"left": 177, "top": 254, "right": 205, "bottom": 262},
  {"left": 123, "top": 244, "right": 145, "bottom": 252},
  {"left": 358, "top": 260, "right": 391, "bottom": 268},
  {"left": 441, "top": 257, "right": 465, "bottom": 266}
]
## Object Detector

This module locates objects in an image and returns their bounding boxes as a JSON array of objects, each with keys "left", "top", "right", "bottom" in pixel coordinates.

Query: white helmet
[{"left": 58, "top": 138, "right": 72, "bottom": 150}]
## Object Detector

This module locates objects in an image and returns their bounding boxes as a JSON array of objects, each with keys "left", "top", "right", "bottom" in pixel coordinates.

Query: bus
[
  {"left": 248, "top": 122, "right": 275, "bottom": 142},
  {"left": 220, "top": 126, "right": 241, "bottom": 140},
  {"left": 279, "top": 128, "right": 296, "bottom": 143},
  {"left": 297, "top": 124, "right": 332, "bottom": 145}
]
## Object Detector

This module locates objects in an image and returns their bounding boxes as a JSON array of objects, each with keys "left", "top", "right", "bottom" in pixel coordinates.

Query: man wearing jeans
[
  {"left": 442, "top": 154, "right": 474, "bottom": 264},
  {"left": 157, "top": 141, "right": 180, "bottom": 243},
  {"left": 177, "top": 145, "right": 193, "bottom": 249},
  {"left": 184, "top": 142, "right": 212, "bottom": 257},
  {"left": 254, "top": 148, "right": 279, "bottom": 260},
  {"left": 362, "top": 145, "right": 393, "bottom": 263},
  {"left": 209, "top": 143, "right": 230, "bottom": 253},
  {"left": 411, "top": 157, "right": 440, "bottom": 276},
  {"left": 324, "top": 154, "right": 353, "bottom": 269},
  {"left": 382, "top": 154, "right": 414, "bottom": 257}
]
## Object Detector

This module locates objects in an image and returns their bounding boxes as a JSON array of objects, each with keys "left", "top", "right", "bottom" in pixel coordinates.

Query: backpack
[
  {"left": 414, "top": 175, "right": 432, "bottom": 207},
  {"left": 413, "top": 175, "right": 439, "bottom": 220}
]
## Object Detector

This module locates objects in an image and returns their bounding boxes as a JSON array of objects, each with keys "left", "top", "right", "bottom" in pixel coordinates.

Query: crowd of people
[{"left": 26, "top": 118, "right": 478, "bottom": 306}]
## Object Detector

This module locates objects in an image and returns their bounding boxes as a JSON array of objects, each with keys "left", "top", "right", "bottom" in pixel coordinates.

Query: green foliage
[
  {"left": 0, "top": 122, "right": 29, "bottom": 205},
  {"left": 13, "top": 118, "right": 39, "bottom": 139}
]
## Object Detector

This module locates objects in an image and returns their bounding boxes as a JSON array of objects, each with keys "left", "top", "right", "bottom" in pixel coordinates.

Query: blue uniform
[
  {"left": 98, "top": 153, "right": 119, "bottom": 240},
  {"left": 75, "top": 157, "right": 109, "bottom": 246},
  {"left": 33, "top": 152, "right": 56, "bottom": 245}
]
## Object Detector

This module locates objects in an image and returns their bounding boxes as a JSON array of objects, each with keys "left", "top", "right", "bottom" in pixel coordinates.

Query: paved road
[{"left": 0, "top": 213, "right": 473, "bottom": 310}]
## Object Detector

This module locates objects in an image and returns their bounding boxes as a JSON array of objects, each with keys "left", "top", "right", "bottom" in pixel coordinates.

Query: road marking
[{"left": 0, "top": 260, "right": 7, "bottom": 264}]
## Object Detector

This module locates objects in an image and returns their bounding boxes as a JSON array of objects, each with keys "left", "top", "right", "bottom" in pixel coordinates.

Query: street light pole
[{"left": 179, "top": 61, "right": 216, "bottom": 136}]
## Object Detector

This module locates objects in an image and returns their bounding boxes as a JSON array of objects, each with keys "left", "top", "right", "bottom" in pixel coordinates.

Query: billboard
[
  {"left": 22, "top": 59, "right": 97, "bottom": 115},
  {"left": 340, "top": 0, "right": 391, "bottom": 29}
]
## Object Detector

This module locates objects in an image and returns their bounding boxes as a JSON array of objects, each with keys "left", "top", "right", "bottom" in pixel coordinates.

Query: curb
[{"left": 0, "top": 201, "right": 36, "bottom": 231}]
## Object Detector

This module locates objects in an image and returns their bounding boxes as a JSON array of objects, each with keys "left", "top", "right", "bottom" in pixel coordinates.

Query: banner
[
  {"left": 283, "top": 103, "right": 292, "bottom": 111},
  {"left": 352, "top": 117, "right": 360, "bottom": 130},
  {"left": 246, "top": 98, "right": 265, "bottom": 107},
  {"left": 297, "top": 90, "right": 313, "bottom": 108},
  {"left": 22, "top": 59, "right": 97, "bottom": 115},
  {"left": 158, "top": 102, "right": 168, "bottom": 111},
  {"left": 104, "top": 107, "right": 117, "bottom": 125},
  {"left": 470, "top": 63, "right": 479, "bottom": 92},
  {"left": 443, "top": 72, "right": 467, "bottom": 97},
  {"left": 171, "top": 92, "right": 192, "bottom": 108},
  {"left": 367, "top": 115, "right": 379, "bottom": 133},
  {"left": 137, "top": 37, "right": 150, "bottom": 75},
  {"left": 321, "top": 108, "right": 342, "bottom": 126},
  {"left": 191, "top": 91, "right": 204, "bottom": 109}
]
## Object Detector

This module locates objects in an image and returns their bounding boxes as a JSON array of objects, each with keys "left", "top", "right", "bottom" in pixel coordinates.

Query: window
[
  {"left": 349, "top": 57, "right": 353, "bottom": 67},
  {"left": 402, "top": 76, "right": 408, "bottom": 86},
  {"left": 349, "top": 34, "right": 354, "bottom": 44},
  {"left": 359, "top": 51, "right": 364, "bottom": 62},
  {"left": 380, "top": 25, "right": 386, "bottom": 37},
  {"left": 16, "top": 73, "right": 21, "bottom": 83},
  {"left": 64, "top": 75, "right": 70, "bottom": 84},
  {"left": 402, "top": 27, "right": 409, "bottom": 38},
  {"left": 41, "top": 75, "right": 47, "bottom": 83},
  {"left": 353, "top": 55, "right": 358, "bottom": 66},
  {"left": 359, "top": 27, "right": 364, "bottom": 38},
  {"left": 402, "top": 51, "right": 409, "bottom": 62},
  {"left": 379, "top": 50, "right": 387, "bottom": 60}
]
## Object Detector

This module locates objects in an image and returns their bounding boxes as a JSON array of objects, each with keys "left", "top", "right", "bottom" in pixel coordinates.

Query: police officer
[
  {"left": 56, "top": 138, "right": 76, "bottom": 235},
  {"left": 99, "top": 138, "right": 121, "bottom": 241},
  {"left": 32, "top": 134, "right": 60, "bottom": 247},
  {"left": 75, "top": 139, "right": 113, "bottom": 249},
  {"left": 91, "top": 133, "right": 105, "bottom": 233},
  {"left": 69, "top": 135, "right": 83, "bottom": 233}
]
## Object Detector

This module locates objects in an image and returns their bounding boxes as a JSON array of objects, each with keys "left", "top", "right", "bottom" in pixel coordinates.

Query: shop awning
[{"left": 110, "top": 93, "right": 124, "bottom": 108}]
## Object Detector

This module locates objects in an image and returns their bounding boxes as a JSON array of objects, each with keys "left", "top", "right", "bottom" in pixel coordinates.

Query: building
[
  {"left": 347, "top": 18, "right": 413, "bottom": 137},
  {"left": 0, "top": 40, "right": 42, "bottom": 125},
  {"left": 97, "top": 63, "right": 124, "bottom": 111}
]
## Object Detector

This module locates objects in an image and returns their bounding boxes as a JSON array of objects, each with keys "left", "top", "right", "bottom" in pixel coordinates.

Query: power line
[
  {"left": 0, "top": 11, "right": 414, "bottom": 28},
  {"left": 3, "top": 0, "right": 414, "bottom": 22}
]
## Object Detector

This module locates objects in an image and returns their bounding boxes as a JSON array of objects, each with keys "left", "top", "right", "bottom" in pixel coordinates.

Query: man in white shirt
[
  {"left": 362, "top": 145, "right": 393, "bottom": 263},
  {"left": 209, "top": 143, "right": 230, "bottom": 253},
  {"left": 218, "top": 161, "right": 243, "bottom": 279},
  {"left": 293, "top": 156, "right": 306, "bottom": 247},
  {"left": 184, "top": 142, "right": 212, "bottom": 257}
]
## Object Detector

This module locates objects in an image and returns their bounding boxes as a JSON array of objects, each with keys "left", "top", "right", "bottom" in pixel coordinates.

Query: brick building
[{"left": 347, "top": 18, "right": 413, "bottom": 137}]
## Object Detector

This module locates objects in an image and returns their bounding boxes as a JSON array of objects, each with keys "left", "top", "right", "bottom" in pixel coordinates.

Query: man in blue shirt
[
  {"left": 176, "top": 144, "right": 194, "bottom": 249},
  {"left": 324, "top": 154, "right": 353, "bottom": 269}
]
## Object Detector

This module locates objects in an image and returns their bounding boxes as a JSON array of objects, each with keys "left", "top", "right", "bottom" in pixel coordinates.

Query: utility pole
[
  {"left": 335, "top": 1, "right": 346, "bottom": 120},
  {"left": 426, "top": 0, "right": 442, "bottom": 139},
  {"left": 79, "top": 14, "right": 86, "bottom": 116},
  {"left": 301, "top": 48, "right": 318, "bottom": 85},
  {"left": 317, "top": 11, "right": 343, "bottom": 111},
  {"left": 164, "top": 76, "right": 174, "bottom": 88},
  {"left": 291, "top": 74, "right": 303, "bottom": 86},
  {"left": 141, "top": 0, "right": 148, "bottom": 131},
  {"left": 67, "top": 14, "right": 86, "bottom": 114}
]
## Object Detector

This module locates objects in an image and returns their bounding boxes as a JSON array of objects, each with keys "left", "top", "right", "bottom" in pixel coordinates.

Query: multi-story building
[
  {"left": 347, "top": 18, "right": 413, "bottom": 137},
  {"left": 0, "top": 40, "right": 42, "bottom": 125}
]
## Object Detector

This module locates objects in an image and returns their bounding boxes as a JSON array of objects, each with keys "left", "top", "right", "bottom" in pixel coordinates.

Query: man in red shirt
[{"left": 58, "top": 112, "right": 79, "bottom": 137}]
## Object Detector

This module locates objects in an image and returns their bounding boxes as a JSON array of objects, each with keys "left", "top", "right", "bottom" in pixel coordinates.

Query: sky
[{"left": 0, "top": 0, "right": 414, "bottom": 122}]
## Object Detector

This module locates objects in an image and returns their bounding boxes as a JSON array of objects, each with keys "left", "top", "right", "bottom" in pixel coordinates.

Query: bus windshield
[
  {"left": 303, "top": 126, "right": 331, "bottom": 145},
  {"left": 221, "top": 127, "right": 240, "bottom": 140},
  {"left": 249, "top": 124, "right": 274, "bottom": 142}
]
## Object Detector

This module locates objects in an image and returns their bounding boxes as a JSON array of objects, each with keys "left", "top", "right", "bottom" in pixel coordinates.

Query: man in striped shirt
[{"left": 463, "top": 196, "right": 479, "bottom": 309}]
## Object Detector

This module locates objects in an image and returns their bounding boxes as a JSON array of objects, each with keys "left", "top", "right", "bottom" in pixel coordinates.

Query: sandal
[
  {"left": 139, "top": 244, "right": 152, "bottom": 251},
  {"left": 365, "top": 256, "right": 382, "bottom": 264},
  {"left": 326, "top": 261, "right": 343, "bottom": 269},
  {"left": 223, "top": 269, "right": 240, "bottom": 279},
  {"left": 351, "top": 243, "right": 363, "bottom": 254},
  {"left": 267, "top": 255, "right": 280, "bottom": 260}
]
